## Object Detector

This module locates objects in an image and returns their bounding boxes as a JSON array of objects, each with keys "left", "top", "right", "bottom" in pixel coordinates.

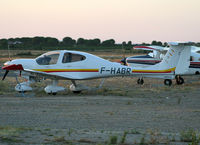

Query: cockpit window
[
  {"left": 190, "top": 56, "right": 194, "bottom": 61},
  {"left": 36, "top": 52, "right": 60, "bottom": 65},
  {"left": 62, "top": 53, "right": 86, "bottom": 63}
]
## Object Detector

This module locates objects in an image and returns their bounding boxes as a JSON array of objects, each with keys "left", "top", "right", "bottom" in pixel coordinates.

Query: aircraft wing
[
  {"left": 133, "top": 45, "right": 166, "bottom": 52},
  {"left": 23, "top": 69, "right": 76, "bottom": 80}
]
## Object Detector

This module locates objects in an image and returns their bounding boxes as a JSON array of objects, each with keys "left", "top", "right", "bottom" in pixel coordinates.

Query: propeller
[
  {"left": 1, "top": 64, "right": 24, "bottom": 80},
  {"left": 120, "top": 57, "right": 127, "bottom": 66},
  {"left": 120, "top": 42, "right": 127, "bottom": 65},
  {"left": 2, "top": 70, "right": 9, "bottom": 80}
]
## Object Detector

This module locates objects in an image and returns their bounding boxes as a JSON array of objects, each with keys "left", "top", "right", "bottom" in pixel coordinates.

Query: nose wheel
[
  {"left": 48, "top": 92, "right": 57, "bottom": 95},
  {"left": 164, "top": 79, "right": 172, "bottom": 86},
  {"left": 137, "top": 78, "right": 144, "bottom": 85}
]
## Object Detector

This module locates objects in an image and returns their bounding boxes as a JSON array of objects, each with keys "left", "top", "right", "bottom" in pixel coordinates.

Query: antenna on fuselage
[
  {"left": 121, "top": 42, "right": 127, "bottom": 65},
  {"left": 7, "top": 41, "right": 12, "bottom": 61}
]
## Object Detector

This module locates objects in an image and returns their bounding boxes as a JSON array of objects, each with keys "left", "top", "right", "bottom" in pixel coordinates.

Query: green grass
[
  {"left": 49, "top": 136, "right": 73, "bottom": 144},
  {"left": 16, "top": 51, "right": 33, "bottom": 56},
  {"left": 180, "top": 129, "right": 200, "bottom": 143},
  {"left": 0, "top": 136, "right": 24, "bottom": 143},
  {"left": 0, "top": 126, "right": 21, "bottom": 136},
  {"left": 129, "top": 129, "right": 140, "bottom": 134},
  {"left": 108, "top": 135, "right": 118, "bottom": 144},
  {"left": 0, "top": 126, "right": 26, "bottom": 144},
  {"left": 120, "top": 131, "right": 128, "bottom": 144},
  {"left": 0, "top": 81, "right": 10, "bottom": 92}
]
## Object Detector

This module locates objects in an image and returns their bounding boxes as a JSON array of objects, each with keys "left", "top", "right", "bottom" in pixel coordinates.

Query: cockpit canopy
[
  {"left": 36, "top": 51, "right": 87, "bottom": 65},
  {"left": 36, "top": 52, "right": 60, "bottom": 65},
  {"left": 62, "top": 52, "right": 86, "bottom": 63}
]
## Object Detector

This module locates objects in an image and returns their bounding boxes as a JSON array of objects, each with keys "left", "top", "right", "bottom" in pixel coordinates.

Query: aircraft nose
[
  {"left": 3, "top": 61, "right": 12, "bottom": 67},
  {"left": 1, "top": 61, "right": 24, "bottom": 81},
  {"left": 2, "top": 64, "right": 24, "bottom": 71}
]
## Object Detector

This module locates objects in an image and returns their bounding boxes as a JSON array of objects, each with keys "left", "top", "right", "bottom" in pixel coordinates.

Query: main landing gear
[
  {"left": 175, "top": 75, "right": 184, "bottom": 85},
  {"left": 163, "top": 75, "right": 184, "bottom": 86},
  {"left": 164, "top": 79, "right": 172, "bottom": 86},
  {"left": 45, "top": 80, "right": 65, "bottom": 95},
  {"left": 69, "top": 80, "right": 84, "bottom": 94},
  {"left": 137, "top": 78, "right": 144, "bottom": 85}
]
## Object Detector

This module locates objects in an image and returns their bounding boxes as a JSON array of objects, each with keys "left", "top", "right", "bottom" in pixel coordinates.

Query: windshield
[{"left": 36, "top": 52, "right": 60, "bottom": 65}]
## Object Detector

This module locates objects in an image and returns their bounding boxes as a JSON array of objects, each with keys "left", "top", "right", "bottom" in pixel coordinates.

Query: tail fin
[{"left": 158, "top": 42, "right": 192, "bottom": 74}]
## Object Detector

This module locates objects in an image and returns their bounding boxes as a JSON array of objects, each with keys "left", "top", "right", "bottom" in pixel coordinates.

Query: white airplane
[
  {"left": 2, "top": 42, "right": 191, "bottom": 95},
  {"left": 121, "top": 44, "right": 200, "bottom": 85}
]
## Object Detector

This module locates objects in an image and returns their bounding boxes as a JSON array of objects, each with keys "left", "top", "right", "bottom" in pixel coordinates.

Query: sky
[{"left": 0, "top": 0, "right": 200, "bottom": 43}]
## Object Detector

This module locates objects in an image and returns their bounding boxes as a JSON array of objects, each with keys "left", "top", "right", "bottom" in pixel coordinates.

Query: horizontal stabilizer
[{"left": 133, "top": 45, "right": 165, "bottom": 52}]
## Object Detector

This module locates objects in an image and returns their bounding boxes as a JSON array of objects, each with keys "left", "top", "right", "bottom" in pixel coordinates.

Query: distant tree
[
  {"left": 101, "top": 39, "right": 115, "bottom": 47},
  {"left": 151, "top": 40, "right": 157, "bottom": 45},
  {"left": 163, "top": 42, "right": 168, "bottom": 47},
  {"left": 92, "top": 38, "right": 101, "bottom": 46},
  {"left": 122, "top": 41, "right": 126, "bottom": 46},
  {"left": 19, "top": 37, "right": 34, "bottom": 48},
  {"left": 82, "top": 38, "right": 101, "bottom": 46},
  {"left": 62, "top": 37, "right": 76, "bottom": 46},
  {"left": 157, "top": 41, "right": 162, "bottom": 46},
  {"left": 20, "top": 37, "right": 32, "bottom": 45},
  {"left": 196, "top": 43, "right": 200, "bottom": 47},
  {"left": 85, "top": 39, "right": 93, "bottom": 46},
  {"left": 45, "top": 37, "right": 59, "bottom": 47},
  {"left": 127, "top": 41, "right": 132, "bottom": 46},
  {"left": 32, "top": 37, "right": 45, "bottom": 48},
  {"left": 141, "top": 42, "right": 150, "bottom": 46},
  {"left": 0, "top": 39, "right": 8, "bottom": 49},
  {"left": 151, "top": 40, "right": 162, "bottom": 46},
  {"left": 8, "top": 38, "right": 15, "bottom": 43},
  {"left": 77, "top": 38, "right": 85, "bottom": 45}
]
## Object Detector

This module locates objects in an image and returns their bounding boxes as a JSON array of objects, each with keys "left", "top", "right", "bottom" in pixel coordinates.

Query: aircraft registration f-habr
[{"left": 2, "top": 42, "right": 192, "bottom": 95}]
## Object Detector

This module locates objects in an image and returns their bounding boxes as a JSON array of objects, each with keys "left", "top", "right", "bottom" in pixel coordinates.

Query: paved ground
[{"left": 0, "top": 86, "right": 199, "bottom": 144}]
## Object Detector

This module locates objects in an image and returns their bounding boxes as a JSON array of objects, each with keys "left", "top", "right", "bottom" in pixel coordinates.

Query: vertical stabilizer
[
  {"left": 157, "top": 42, "right": 192, "bottom": 74},
  {"left": 171, "top": 43, "right": 191, "bottom": 74}
]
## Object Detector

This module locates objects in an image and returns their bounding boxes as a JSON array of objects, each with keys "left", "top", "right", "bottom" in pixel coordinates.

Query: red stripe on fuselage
[{"left": 132, "top": 70, "right": 172, "bottom": 73}]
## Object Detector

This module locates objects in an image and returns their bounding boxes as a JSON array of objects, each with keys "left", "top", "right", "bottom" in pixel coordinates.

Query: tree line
[
  {"left": 0, "top": 37, "right": 117, "bottom": 50},
  {"left": 0, "top": 36, "right": 199, "bottom": 50}
]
